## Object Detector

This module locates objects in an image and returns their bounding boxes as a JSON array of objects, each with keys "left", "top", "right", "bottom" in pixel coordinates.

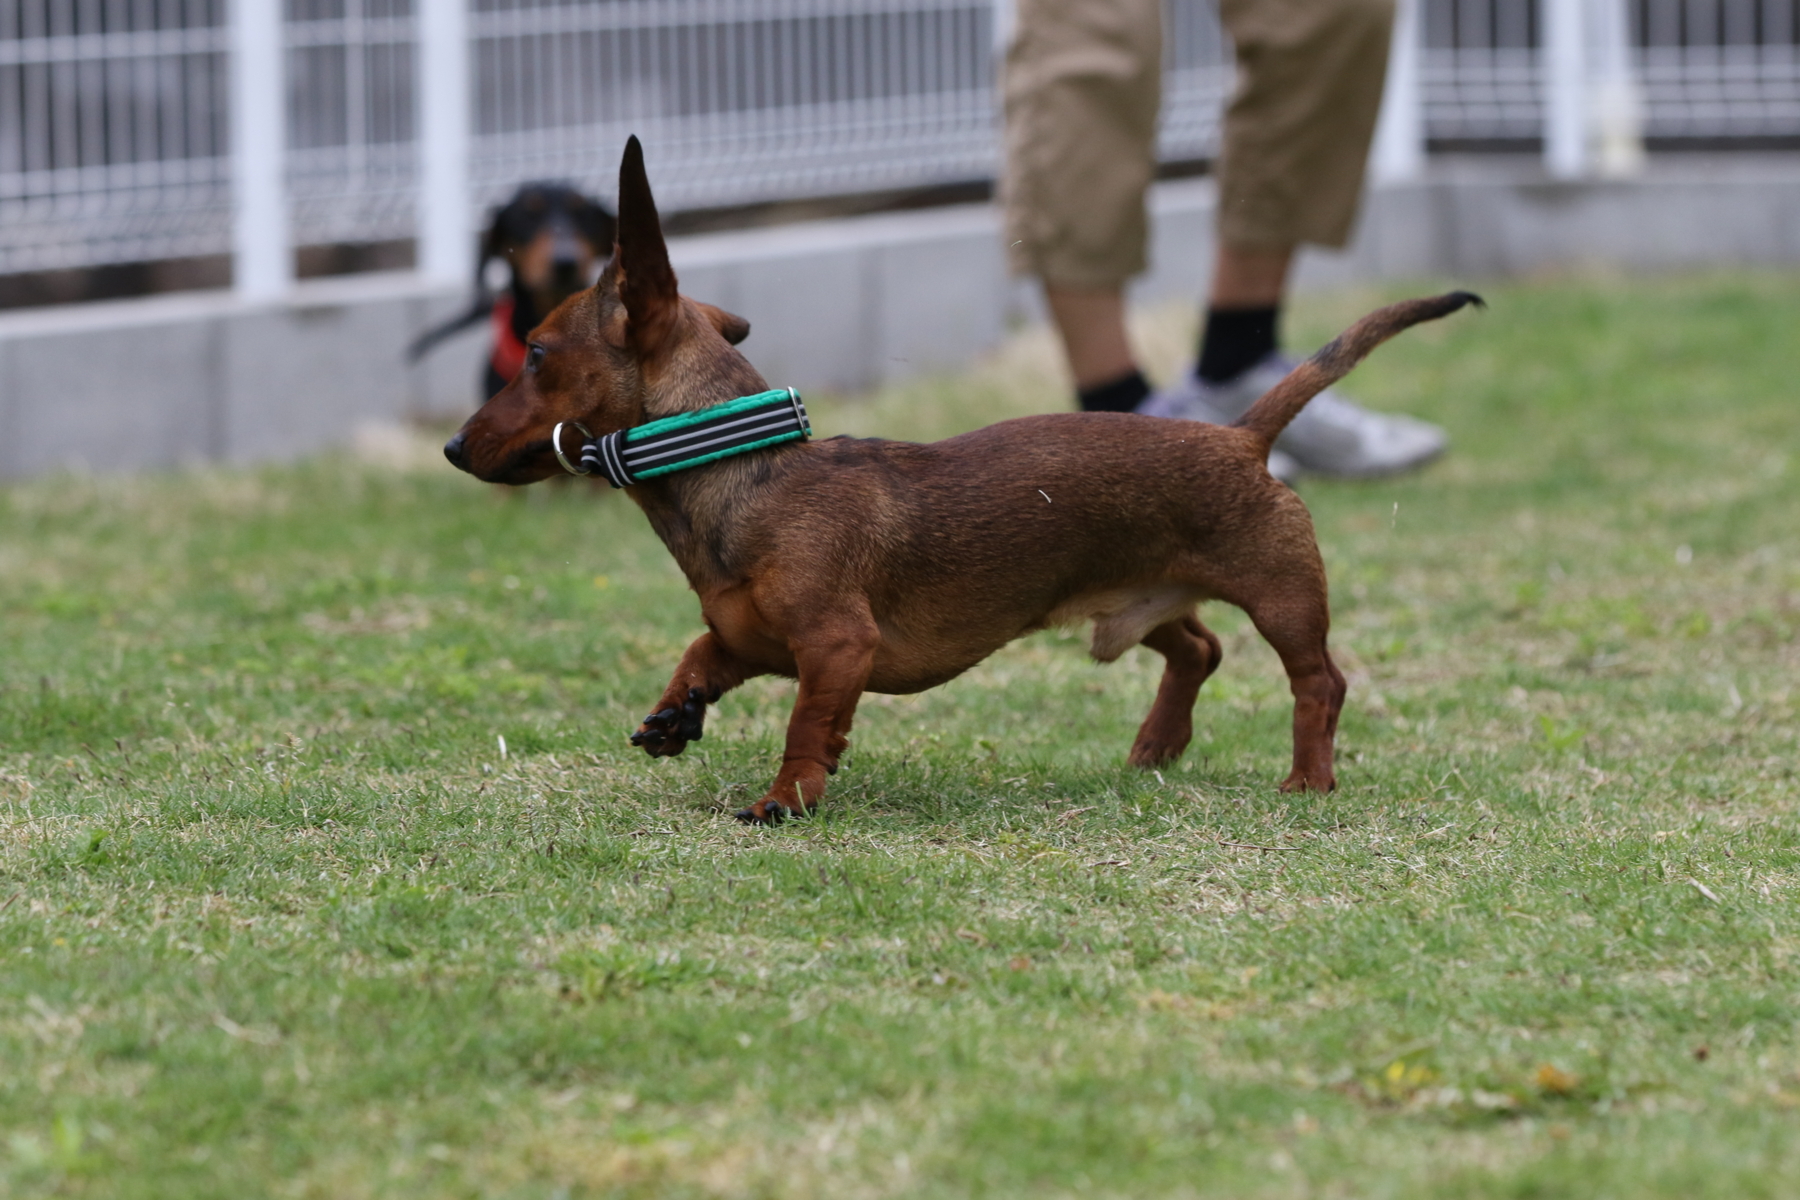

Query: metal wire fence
[
  {"left": 287, "top": 0, "right": 416, "bottom": 249},
  {"left": 468, "top": 0, "right": 1000, "bottom": 216},
  {"left": 1633, "top": 0, "right": 1800, "bottom": 137},
  {"left": 4, "top": 0, "right": 1800, "bottom": 281},
  {"left": 0, "top": 0, "right": 232, "bottom": 273},
  {"left": 1422, "top": 0, "right": 1800, "bottom": 141}
]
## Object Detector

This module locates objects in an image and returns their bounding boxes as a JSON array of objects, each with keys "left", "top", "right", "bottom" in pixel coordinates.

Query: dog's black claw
[
  {"left": 678, "top": 690, "right": 707, "bottom": 742},
  {"left": 733, "top": 802, "right": 786, "bottom": 825},
  {"left": 633, "top": 697, "right": 707, "bottom": 757}
]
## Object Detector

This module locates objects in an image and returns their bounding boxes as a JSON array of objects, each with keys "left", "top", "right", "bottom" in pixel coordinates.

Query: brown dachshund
[
  {"left": 444, "top": 137, "right": 1480, "bottom": 823},
  {"left": 409, "top": 183, "right": 616, "bottom": 400}
]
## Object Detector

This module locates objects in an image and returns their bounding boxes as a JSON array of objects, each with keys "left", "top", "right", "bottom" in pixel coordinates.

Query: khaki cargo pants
[{"left": 1002, "top": 0, "right": 1394, "bottom": 288}]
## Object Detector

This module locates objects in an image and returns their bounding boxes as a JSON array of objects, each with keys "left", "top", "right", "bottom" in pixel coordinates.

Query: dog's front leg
[
  {"left": 631, "top": 631, "right": 751, "bottom": 758},
  {"left": 737, "top": 620, "right": 878, "bottom": 824}
]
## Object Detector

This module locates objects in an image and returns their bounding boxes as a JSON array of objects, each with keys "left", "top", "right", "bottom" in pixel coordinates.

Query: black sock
[
  {"left": 1196, "top": 306, "right": 1280, "bottom": 384},
  {"left": 1076, "top": 368, "right": 1151, "bottom": 413}
]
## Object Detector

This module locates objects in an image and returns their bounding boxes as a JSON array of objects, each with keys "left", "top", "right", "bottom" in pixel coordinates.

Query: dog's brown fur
[{"left": 445, "top": 137, "right": 1480, "bottom": 822}]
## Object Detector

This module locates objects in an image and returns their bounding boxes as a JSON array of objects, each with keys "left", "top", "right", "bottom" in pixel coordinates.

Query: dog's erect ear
[
  {"left": 615, "top": 135, "right": 679, "bottom": 353},
  {"left": 694, "top": 301, "right": 751, "bottom": 346}
]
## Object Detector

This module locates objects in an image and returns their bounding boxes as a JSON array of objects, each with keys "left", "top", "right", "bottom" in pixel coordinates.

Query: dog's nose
[{"left": 443, "top": 432, "right": 468, "bottom": 470}]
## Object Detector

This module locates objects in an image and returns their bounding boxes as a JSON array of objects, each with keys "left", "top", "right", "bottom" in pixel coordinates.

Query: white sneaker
[{"left": 1139, "top": 353, "right": 1448, "bottom": 479}]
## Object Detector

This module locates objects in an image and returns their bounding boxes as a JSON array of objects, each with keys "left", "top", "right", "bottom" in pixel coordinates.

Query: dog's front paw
[
  {"left": 629, "top": 687, "right": 709, "bottom": 757},
  {"left": 734, "top": 798, "right": 789, "bottom": 825},
  {"left": 733, "top": 769, "right": 825, "bottom": 825},
  {"left": 733, "top": 796, "right": 815, "bottom": 825},
  {"left": 1278, "top": 769, "right": 1336, "bottom": 794}
]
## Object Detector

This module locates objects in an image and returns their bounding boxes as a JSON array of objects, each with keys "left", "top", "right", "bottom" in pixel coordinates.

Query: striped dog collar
[{"left": 555, "top": 388, "right": 811, "bottom": 488}]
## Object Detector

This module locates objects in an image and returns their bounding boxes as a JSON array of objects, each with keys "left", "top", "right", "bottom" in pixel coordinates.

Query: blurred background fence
[{"left": 3, "top": 0, "right": 1799, "bottom": 291}]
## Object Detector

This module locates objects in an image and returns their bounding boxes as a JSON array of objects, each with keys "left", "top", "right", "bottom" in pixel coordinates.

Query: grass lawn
[{"left": 2, "top": 273, "right": 1798, "bottom": 1198}]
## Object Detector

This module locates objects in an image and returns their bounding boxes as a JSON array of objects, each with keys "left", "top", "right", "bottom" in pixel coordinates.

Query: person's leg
[
  {"left": 1048, "top": 283, "right": 1190, "bottom": 413},
  {"left": 1195, "top": 244, "right": 1290, "bottom": 384},
  {"left": 1003, "top": 0, "right": 1161, "bottom": 411},
  {"left": 1199, "top": 0, "right": 1392, "bottom": 389},
  {"left": 1043, "top": 285, "right": 1135, "bottom": 391},
  {"left": 1164, "top": 0, "right": 1447, "bottom": 477},
  {"left": 1209, "top": 245, "right": 1292, "bottom": 309},
  {"left": 1213, "top": 0, "right": 1394, "bottom": 257}
]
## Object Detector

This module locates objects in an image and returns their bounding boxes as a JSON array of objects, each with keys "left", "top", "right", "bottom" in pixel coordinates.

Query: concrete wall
[
  {"left": 0, "top": 273, "right": 479, "bottom": 478},
  {"left": 671, "top": 202, "right": 1014, "bottom": 397},
  {"left": 6, "top": 153, "right": 1800, "bottom": 479}
]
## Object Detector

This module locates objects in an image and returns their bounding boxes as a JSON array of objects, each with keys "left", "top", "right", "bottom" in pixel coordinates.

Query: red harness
[{"left": 490, "top": 294, "right": 528, "bottom": 382}]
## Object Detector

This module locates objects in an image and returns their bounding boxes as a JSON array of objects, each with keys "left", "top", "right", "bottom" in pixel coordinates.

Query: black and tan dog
[
  {"left": 410, "top": 183, "right": 616, "bottom": 399},
  {"left": 444, "top": 137, "right": 1478, "bottom": 823}
]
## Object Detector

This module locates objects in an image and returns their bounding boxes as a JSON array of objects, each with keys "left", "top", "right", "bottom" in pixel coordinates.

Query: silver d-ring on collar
[{"left": 550, "top": 421, "right": 594, "bottom": 475}]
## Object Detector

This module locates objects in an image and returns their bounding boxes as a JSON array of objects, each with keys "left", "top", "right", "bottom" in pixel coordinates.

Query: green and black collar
[{"left": 552, "top": 388, "right": 811, "bottom": 488}]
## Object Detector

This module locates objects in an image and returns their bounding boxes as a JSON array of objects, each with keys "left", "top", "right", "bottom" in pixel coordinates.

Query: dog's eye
[{"left": 526, "top": 344, "right": 545, "bottom": 372}]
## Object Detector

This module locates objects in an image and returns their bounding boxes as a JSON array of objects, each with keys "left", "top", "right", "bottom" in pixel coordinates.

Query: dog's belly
[
  {"left": 864, "top": 652, "right": 987, "bottom": 695},
  {"left": 1042, "top": 584, "right": 1204, "bottom": 662},
  {"left": 859, "top": 583, "right": 1204, "bottom": 694}
]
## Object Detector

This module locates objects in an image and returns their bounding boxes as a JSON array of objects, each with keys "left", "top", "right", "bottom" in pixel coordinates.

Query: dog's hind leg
[
  {"left": 632, "top": 632, "right": 754, "bottom": 758},
  {"left": 1244, "top": 597, "right": 1346, "bottom": 793},
  {"left": 738, "top": 617, "right": 879, "bottom": 824},
  {"left": 1127, "top": 613, "right": 1223, "bottom": 769}
]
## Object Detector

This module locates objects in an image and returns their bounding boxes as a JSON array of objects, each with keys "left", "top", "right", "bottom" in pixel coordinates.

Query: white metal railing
[
  {"left": 466, "top": 0, "right": 1001, "bottom": 212},
  {"left": 287, "top": 0, "right": 419, "bottom": 255},
  {"left": 3, "top": 0, "right": 1800, "bottom": 289},
  {"left": 1423, "top": 0, "right": 1800, "bottom": 144},
  {"left": 0, "top": 1, "right": 232, "bottom": 275}
]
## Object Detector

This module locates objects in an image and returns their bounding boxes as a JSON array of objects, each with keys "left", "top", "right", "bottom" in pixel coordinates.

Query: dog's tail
[{"left": 1234, "top": 291, "right": 1484, "bottom": 449}]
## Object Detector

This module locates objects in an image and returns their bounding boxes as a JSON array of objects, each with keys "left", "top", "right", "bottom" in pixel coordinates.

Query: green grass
[{"left": 2, "top": 273, "right": 1798, "bottom": 1198}]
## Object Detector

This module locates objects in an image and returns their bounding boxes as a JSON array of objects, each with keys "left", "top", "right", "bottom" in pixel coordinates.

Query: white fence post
[
  {"left": 1590, "top": 0, "right": 1645, "bottom": 177},
  {"left": 1544, "top": 0, "right": 1643, "bottom": 179},
  {"left": 1543, "top": 0, "right": 1588, "bottom": 178},
  {"left": 991, "top": 0, "right": 1015, "bottom": 57},
  {"left": 231, "top": 0, "right": 291, "bottom": 298},
  {"left": 1371, "top": 0, "right": 1425, "bottom": 184},
  {"left": 418, "top": 0, "right": 474, "bottom": 287}
]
